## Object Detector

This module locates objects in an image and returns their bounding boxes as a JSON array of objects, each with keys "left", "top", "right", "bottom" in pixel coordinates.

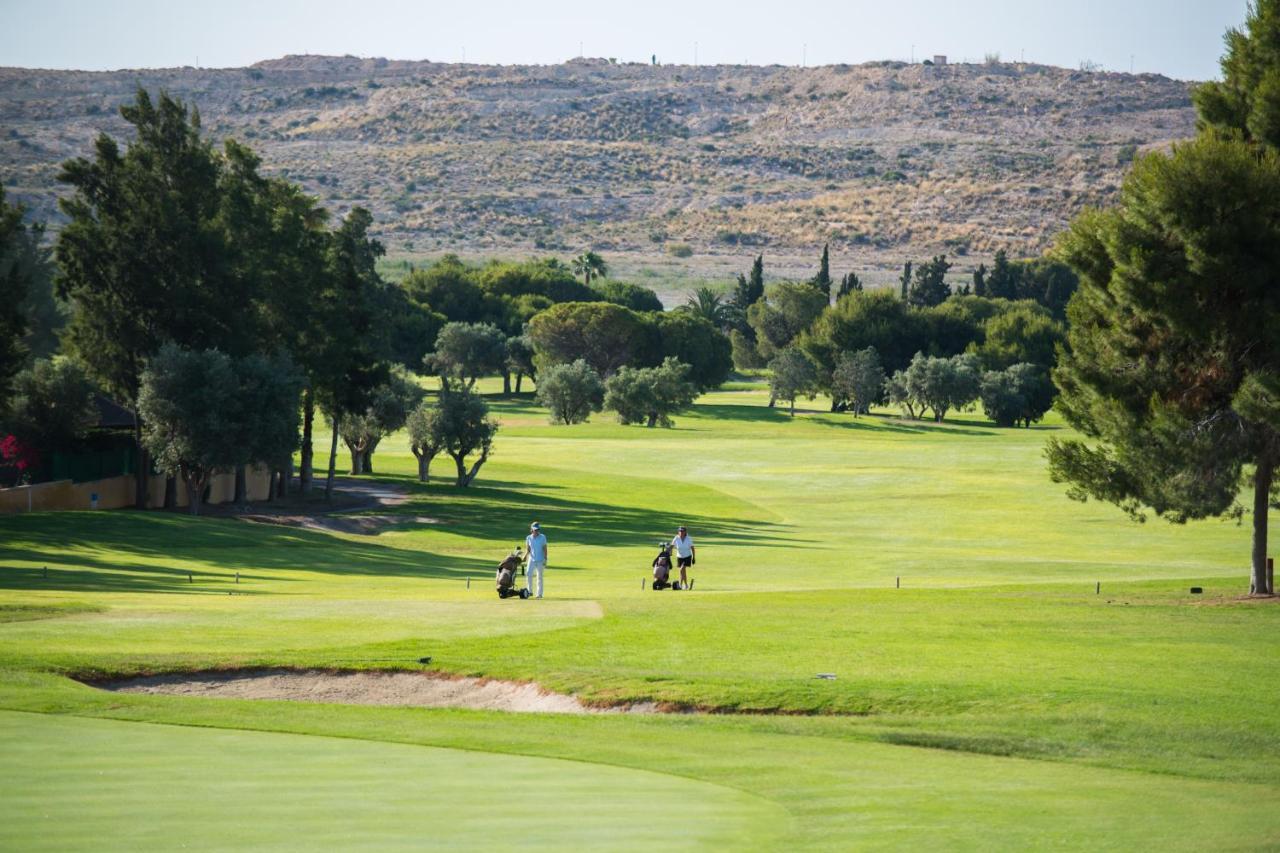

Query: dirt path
[
  {"left": 233, "top": 478, "right": 442, "bottom": 535},
  {"left": 95, "top": 670, "right": 662, "bottom": 714}
]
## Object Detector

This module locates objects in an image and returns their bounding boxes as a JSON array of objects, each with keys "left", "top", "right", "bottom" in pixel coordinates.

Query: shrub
[{"left": 666, "top": 243, "right": 694, "bottom": 258}]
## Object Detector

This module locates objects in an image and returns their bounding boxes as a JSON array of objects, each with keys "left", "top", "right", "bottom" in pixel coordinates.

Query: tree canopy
[{"left": 1047, "top": 134, "right": 1280, "bottom": 594}]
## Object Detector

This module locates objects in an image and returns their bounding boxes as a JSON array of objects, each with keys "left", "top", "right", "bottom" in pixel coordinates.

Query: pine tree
[
  {"left": 898, "top": 261, "right": 912, "bottom": 300},
  {"left": 747, "top": 254, "right": 765, "bottom": 304},
  {"left": 1048, "top": 135, "right": 1280, "bottom": 595},
  {"left": 811, "top": 243, "right": 832, "bottom": 297},
  {"left": 972, "top": 263, "right": 988, "bottom": 297},
  {"left": 837, "top": 271, "right": 863, "bottom": 299},
  {"left": 1194, "top": 0, "right": 1280, "bottom": 152}
]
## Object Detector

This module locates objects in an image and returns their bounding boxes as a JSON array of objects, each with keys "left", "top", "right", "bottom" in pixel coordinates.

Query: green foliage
[
  {"left": 231, "top": 351, "right": 305, "bottom": 472},
  {"left": 605, "top": 357, "right": 699, "bottom": 427},
  {"left": 747, "top": 282, "right": 829, "bottom": 361},
  {"left": 504, "top": 333, "right": 537, "bottom": 392},
  {"left": 979, "top": 251, "right": 1078, "bottom": 318},
  {"left": 1193, "top": 0, "right": 1280, "bottom": 151},
  {"left": 972, "top": 305, "right": 1065, "bottom": 371},
  {"left": 436, "top": 387, "right": 498, "bottom": 486},
  {"left": 527, "top": 302, "right": 651, "bottom": 377},
  {"left": 810, "top": 244, "right": 832, "bottom": 297},
  {"left": 478, "top": 258, "right": 596, "bottom": 305},
  {"left": 836, "top": 271, "right": 862, "bottom": 299},
  {"left": 405, "top": 398, "right": 445, "bottom": 482},
  {"left": 889, "top": 352, "right": 981, "bottom": 421},
  {"left": 830, "top": 347, "right": 885, "bottom": 416},
  {"left": 404, "top": 387, "right": 499, "bottom": 486},
  {"left": 651, "top": 311, "right": 733, "bottom": 391},
  {"left": 732, "top": 255, "right": 766, "bottom": 310},
  {"left": 1048, "top": 134, "right": 1280, "bottom": 590},
  {"left": 338, "top": 369, "right": 424, "bottom": 474},
  {"left": 425, "top": 322, "right": 507, "bottom": 390},
  {"left": 402, "top": 256, "right": 496, "bottom": 326},
  {"left": 980, "top": 363, "right": 1055, "bottom": 427},
  {"left": 591, "top": 280, "right": 663, "bottom": 312},
  {"left": 0, "top": 187, "right": 37, "bottom": 400},
  {"left": 571, "top": 250, "right": 608, "bottom": 285},
  {"left": 536, "top": 359, "right": 605, "bottom": 424},
  {"left": 55, "top": 90, "right": 247, "bottom": 406},
  {"left": 683, "top": 287, "right": 737, "bottom": 329},
  {"left": 137, "top": 345, "right": 242, "bottom": 515},
  {"left": 730, "top": 329, "right": 765, "bottom": 370},
  {"left": 769, "top": 347, "right": 818, "bottom": 416},
  {"left": 2, "top": 358, "right": 99, "bottom": 455},
  {"left": 907, "top": 254, "right": 952, "bottom": 308},
  {"left": 801, "top": 289, "right": 927, "bottom": 377}
]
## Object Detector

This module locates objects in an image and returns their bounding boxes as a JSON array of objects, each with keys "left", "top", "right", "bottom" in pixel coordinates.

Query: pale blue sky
[{"left": 0, "top": 0, "right": 1248, "bottom": 80}]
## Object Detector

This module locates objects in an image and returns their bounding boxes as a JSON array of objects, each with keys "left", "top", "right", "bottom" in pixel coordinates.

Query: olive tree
[
  {"left": 137, "top": 344, "right": 241, "bottom": 515},
  {"left": 535, "top": 359, "right": 605, "bottom": 424},
  {"left": 769, "top": 347, "right": 818, "bottom": 417},
  {"left": 604, "top": 357, "right": 698, "bottom": 427},
  {"left": 830, "top": 347, "right": 885, "bottom": 416}
]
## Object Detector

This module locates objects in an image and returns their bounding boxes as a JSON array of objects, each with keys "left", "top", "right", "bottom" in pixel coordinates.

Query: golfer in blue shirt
[{"left": 525, "top": 522, "right": 548, "bottom": 599}]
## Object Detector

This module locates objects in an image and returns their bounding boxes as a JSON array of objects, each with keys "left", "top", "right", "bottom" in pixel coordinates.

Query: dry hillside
[{"left": 0, "top": 54, "right": 1196, "bottom": 285}]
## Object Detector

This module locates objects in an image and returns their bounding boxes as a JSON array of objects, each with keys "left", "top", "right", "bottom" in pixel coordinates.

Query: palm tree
[
  {"left": 685, "top": 287, "right": 735, "bottom": 328},
  {"left": 571, "top": 251, "right": 608, "bottom": 285}
]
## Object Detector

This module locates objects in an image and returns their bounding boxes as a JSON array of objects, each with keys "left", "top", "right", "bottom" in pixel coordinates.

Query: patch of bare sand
[{"left": 96, "top": 669, "right": 661, "bottom": 714}]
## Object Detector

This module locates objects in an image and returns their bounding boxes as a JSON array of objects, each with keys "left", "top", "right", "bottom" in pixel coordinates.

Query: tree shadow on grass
[
  {"left": 692, "top": 402, "right": 994, "bottom": 437},
  {"left": 369, "top": 474, "right": 801, "bottom": 553},
  {"left": 0, "top": 471, "right": 799, "bottom": 594},
  {"left": 0, "top": 511, "right": 497, "bottom": 595}
]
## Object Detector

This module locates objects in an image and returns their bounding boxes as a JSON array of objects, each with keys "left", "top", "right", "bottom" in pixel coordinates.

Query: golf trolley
[
  {"left": 651, "top": 541, "right": 692, "bottom": 591},
  {"left": 496, "top": 547, "right": 532, "bottom": 599}
]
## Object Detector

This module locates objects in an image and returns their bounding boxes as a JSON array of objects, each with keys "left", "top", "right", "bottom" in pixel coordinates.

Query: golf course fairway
[{"left": 2, "top": 381, "right": 1279, "bottom": 849}]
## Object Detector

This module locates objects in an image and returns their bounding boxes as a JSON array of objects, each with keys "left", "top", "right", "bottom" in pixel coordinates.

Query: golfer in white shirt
[
  {"left": 671, "top": 526, "right": 695, "bottom": 589},
  {"left": 525, "top": 522, "right": 548, "bottom": 599}
]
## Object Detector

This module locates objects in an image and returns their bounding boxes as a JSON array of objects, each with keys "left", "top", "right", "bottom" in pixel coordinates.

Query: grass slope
[{"left": 2, "top": 380, "right": 1278, "bottom": 848}]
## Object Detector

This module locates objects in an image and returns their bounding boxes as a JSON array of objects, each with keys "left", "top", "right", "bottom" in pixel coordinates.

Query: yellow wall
[{"left": 0, "top": 467, "right": 273, "bottom": 515}]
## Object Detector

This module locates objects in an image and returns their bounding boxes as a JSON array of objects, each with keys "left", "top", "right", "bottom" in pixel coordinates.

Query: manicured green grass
[{"left": 2, "top": 379, "right": 1278, "bottom": 848}]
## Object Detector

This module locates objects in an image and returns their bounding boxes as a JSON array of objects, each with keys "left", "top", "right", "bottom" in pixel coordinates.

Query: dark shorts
[{"left": 677, "top": 556, "right": 693, "bottom": 569}]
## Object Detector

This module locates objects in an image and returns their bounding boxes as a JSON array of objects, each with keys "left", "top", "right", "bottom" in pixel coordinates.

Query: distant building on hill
[{"left": 933, "top": 55, "right": 948, "bottom": 66}]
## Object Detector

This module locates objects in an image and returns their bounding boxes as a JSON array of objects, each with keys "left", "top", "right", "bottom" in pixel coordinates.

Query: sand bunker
[{"left": 96, "top": 669, "right": 661, "bottom": 714}]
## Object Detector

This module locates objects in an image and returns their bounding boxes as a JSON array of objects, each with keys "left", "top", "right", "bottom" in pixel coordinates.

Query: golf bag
[
  {"left": 652, "top": 542, "right": 682, "bottom": 590},
  {"left": 497, "top": 549, "right": 531, "bottom": 599}
]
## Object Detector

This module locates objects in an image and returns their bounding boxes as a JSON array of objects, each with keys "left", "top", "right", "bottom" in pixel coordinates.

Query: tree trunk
[
  {"left": 767, "top": 394, "right": 776, "bottom": 408},
  {"left": 184, "top": 471, "right": 204, "bottom": 516},
  {"left": 163, "top": 476, "right": 177, "bottom": 510},
  {"left": 363, "top": 449, "right": 374, "bottom": 475},
  {"left": 646, "top": 412, "right": 658, "bottom": 428},
  {"left": 503, "top": 373, "right": 511, "bottom": 395},
  {"left": 789, "top": 398, "right": 796, "bottom": 417},
  {"left": 234, "top": 464, "right": 248, "bottom": 505},
  {"left": 453, "top": 450, "right": 488, "bottom": 486},
  {"left": 280, "top": 459, "right": 291, "bottom": 497},
  {"left": 515, "top": 373, "right": 524, "bottom": 393},
  {"left": 325, "top": 417, "right": 339, "bottom": 501},
  {"left": 266, "top": 471, "right": 278, "bottom": 503},
  {"left": 415, "top": 451, "right": 435, "bottom": 482},
  {"left": 133, "top": 416, "right": 149, "bottom": 509},
  {"left": 348, "top": 445, "right": 363, "bottom": 475},
  {"left": 300, "top": 391, "right": 314, "bottom": 496},
  {"left": 1251, "top": 457, "right": 1273, "bottom": 595}
]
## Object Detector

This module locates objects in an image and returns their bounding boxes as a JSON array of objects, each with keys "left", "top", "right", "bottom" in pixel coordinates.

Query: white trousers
[{"left": 526, "top": 561, "right": 545, "bottom": 598}]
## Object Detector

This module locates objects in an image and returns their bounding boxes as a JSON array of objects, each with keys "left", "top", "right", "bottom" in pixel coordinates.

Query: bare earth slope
[{"left": 0, "top": 55, "right": 1194, "bottom": 281}]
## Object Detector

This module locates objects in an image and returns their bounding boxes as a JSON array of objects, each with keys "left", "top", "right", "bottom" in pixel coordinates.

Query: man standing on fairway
[
  {"left": 671, "top": 526, "right": 695, "bottom": 589},
  {"left": 525, "top": 522, "right": 548, "bottom": 599}
]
